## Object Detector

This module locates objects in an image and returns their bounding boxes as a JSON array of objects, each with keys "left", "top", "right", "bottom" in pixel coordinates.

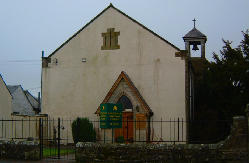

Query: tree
[
  {"left": 210, "top": 30, "right": 249, "bottom": 117},
  {"left": 71, "top": 117, "right": 96, "bottom": 143},
  {"left": 192, "top": 30, "right": 249, "bottom": 143}
]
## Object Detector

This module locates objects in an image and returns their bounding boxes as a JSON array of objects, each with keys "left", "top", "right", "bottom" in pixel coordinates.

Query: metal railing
[
  {"left": 0, "top": 117, "right": 231, "bottom": 143},
  {"left": 0, "top": 116, "right": 231, "bottom": 160}
]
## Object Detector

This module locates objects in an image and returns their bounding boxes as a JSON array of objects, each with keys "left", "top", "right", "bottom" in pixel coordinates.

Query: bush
[
  {"left": 71, "top": 117, "right": 96, "bottom": 143},
  {"left": 116, "top": 136, "right": 125, "bottom": 143}
]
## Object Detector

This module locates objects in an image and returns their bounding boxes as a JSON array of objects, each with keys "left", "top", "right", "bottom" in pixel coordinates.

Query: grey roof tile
[
  {"left": 183, "top": 27, "right": 207, "bottom": 39},
  {"left": 7, "top": 85, "right": 20, "bottom": 94}
]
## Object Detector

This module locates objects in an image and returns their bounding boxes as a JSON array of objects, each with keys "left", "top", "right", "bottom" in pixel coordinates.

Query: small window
[
  {"left": 101, "top": 28, "right": 120, "bottom": 50},
  {"left": 117, "top": 95, "right": 133, "bottom": 110}
]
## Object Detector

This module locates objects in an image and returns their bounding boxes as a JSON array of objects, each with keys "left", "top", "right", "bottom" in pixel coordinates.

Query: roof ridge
[
  {"left": 47, "top": 4, "right": 113, "bottom": 58},
  {"left": 25, "top": 90, "right": 39, "bottom": 102},
  {"left": 110, "top": 5, "right": 180, "bottom": 51},
  {"left": 19, "top": 86, "right": 36, "bottom": 112}
]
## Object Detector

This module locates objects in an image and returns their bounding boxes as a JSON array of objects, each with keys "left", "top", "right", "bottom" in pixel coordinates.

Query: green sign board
[{"left": 100, "top": 103, "right": 122, "bottom": 129}]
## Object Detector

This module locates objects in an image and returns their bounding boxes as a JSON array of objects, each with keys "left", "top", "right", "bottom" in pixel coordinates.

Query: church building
[{"left": 41, "top": 4, "right": 207, "bottom": 143}]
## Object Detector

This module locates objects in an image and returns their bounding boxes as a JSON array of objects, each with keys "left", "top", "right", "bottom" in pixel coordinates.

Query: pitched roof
[
  {"left": 183, "top": 27, "right": 207, "bottom": 41},
  {"left": 7, "top": 85, "right": 36, "bottom": 116},
  {"left": 24, "top": 90, "right": 40, "bottom": 113},
  {"left": 7, "top": 85, "right": 20, "bottom": 94},
  {"left": 24, "top": 90, "right": 38, "bottom": 101},
  {"left": 47, "top": 3, "right": 180, "bottom": 58},
  {"left": 96, "top": 71, "right": 152, "bottom": 115}
]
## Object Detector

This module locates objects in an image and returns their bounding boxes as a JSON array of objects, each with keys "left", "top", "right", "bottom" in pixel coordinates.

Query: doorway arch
[{"left": 116, "top": 95, "right": 133, "bottom": 110}]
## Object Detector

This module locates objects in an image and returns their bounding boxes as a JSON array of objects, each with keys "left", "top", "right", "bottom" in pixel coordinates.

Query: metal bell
[{"left": 192, "top": 44, "right": 199, "bottom": 51}]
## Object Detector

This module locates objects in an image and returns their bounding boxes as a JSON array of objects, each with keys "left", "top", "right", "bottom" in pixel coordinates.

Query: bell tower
[{"left": 183, "top": 19, "right": 207, "bottom": 59}]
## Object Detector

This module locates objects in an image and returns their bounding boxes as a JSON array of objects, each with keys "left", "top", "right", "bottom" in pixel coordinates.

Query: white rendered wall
[
  {"left": 0, "top": 75, "right": 12, "bottom": 118},
  {"left": 42, "top": 7, "right": 186, "bottom": 142}
]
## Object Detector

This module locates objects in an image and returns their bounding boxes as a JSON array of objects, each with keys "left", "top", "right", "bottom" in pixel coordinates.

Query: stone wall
[
  {"left": 0, "top": 139, "right": 40, "bottom": 160},
  {"left": 76, "top": 143, "right": 247, "bottom": 163},
  {"left": 76, "top": 116, "right": 248, "bottom": 163}
]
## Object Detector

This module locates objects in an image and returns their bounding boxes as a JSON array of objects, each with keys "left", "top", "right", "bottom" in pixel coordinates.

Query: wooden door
[
  {"left": 115, "top": 112, "right": 133, "bottom": 143},
  {"left": 123, "top": 112, "right": 133, "bottom": 143}
]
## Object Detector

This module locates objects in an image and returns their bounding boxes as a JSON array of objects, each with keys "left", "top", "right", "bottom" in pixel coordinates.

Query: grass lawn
[{"left": 43, "top": 147, "right": 75, "bottom": 157}]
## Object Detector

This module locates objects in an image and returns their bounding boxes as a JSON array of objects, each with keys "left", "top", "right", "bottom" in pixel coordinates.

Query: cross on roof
[{"left": 192, "top": 18, "right": 196, "bottom": 28}]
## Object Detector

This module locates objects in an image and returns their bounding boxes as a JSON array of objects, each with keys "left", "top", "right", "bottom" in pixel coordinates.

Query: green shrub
[
  {"left": 71, "top": 117, "right": 96, "bottom": 143},
  {"left": 116, "top": 136, "right": 125, "bottom": 143}
]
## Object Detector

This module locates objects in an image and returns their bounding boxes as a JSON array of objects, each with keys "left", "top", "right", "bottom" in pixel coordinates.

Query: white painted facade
[{"left": 42, "top": 5, "right": 187, "bottom": 142}]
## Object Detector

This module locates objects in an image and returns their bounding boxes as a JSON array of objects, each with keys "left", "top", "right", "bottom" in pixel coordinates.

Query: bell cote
[{"left": 183, "top": 19, "right": 207, "bottom": 59}]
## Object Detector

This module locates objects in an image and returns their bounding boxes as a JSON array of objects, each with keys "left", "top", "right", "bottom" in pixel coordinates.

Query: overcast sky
[{"left": 0, "top": 0, "right": 248, "bottom": 96}]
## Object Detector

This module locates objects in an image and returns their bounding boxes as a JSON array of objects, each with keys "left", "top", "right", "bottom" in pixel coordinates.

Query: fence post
[
  {"left": 245, "top": 104, "right": 249, "bottom": 161},
  {"left": 139, "top": 118, "right": 141, "bottom": 141},
  {"left": 170, "top": 118, "right": 171, "bottom": 142},
  {"left": 1, "top": 118, "right": 3, "bottom": 138},
  {"left": 11, "top": 118, "right": 13, "bottom": 138},
  {"left": 58, "top": 118, "right": 60, "bottom": 159},
  {"left": 182, "top": 118, "right": 184, "bottom": 142},
  {"left": 147, "top": 116, "right": 151, "bottom": 143},
  {"left": 161, "top": 117, "right": 162, "bottom": 140},
  {"left": 127, "top": 116, "right": 128, "bottom": 142},
  {"left": 174, "top": 118, "right": 175, "bottom": 144},
  {"left": 29, "top": 117, "right": 30, "bottom": 137},
  {"left": 112, "top": 127, "right": 113, "bottom": 144},
  {"left": 22, "top": 118, "right": 24, "bottom": 138},
  {"left": 4, "top": 118, "right": 6, "bottom": 138},
  {"left": 134, "top": 118, "right": 136, "bottom": 142},
  {"left": 39, "top": 118, "right": 43, "bottom": 159},
  {"left": 104, "top": 129, "right": 106, "bottom": 144},
  {"left": 47, "top": 117, "right": 49, "bottom": 144},
  {"left": 15, "top": 118, "right": 16, "bottom": 138},
  {"left": 178, "top": 118, "right": 179, "bottom": 141}
]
